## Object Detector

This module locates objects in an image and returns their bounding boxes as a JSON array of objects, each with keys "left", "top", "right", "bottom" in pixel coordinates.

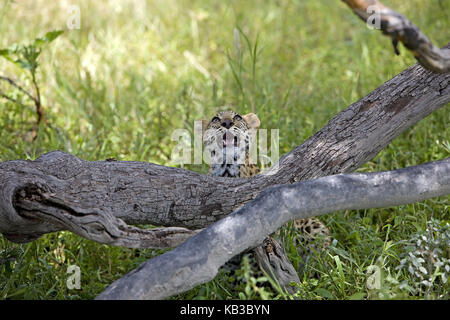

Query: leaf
[
  {"left": 314, "top": 287, "right": 334, "bottom": 299},
  {"left": 349, "top": 292, "right": 366, "bottom": 300},
  {"left": 4, "top": 285, "right": 29, "bottom": 298},
  {"left": 33, "top": 30, "right": 64, "bottom": 47},
  {"left": 256, "top": 276, "right": 268, "bottom": 283},
  {"left": 5, "top": 43, "right": 21, "bottom": 54},
  {"left": 420, "top": 280, "right": 431, "bottom": 287},
  {"left": 14, "top": 58, "right": 37, "bottom": 71},
  {"left": 333, "top": 255, "right": 345, "bottom": 279},
  {"left": 0, "top": 48, "right": 10, "bottom": 56},
  {"left": 330, "top": 246, "right": 357, "bottom": 265},
  {"left": 418, "top": 266, "right": 428, "bottom": 274},
  {"left": 244, "top": 285, "right": 251, "bottom": 297},
  {"left": 408, "top": 265, "right": 414, "bottom": 275},
  {"left": 0, "top": 48, "right": 15, "bottom": 63},
  {"left": 44, "top": 30, "right": 64, "bottom": 41}
]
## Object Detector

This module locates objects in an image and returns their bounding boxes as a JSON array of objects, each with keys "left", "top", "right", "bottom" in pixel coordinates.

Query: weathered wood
[
  {"left": 0, "top": 61, "right": 448, "bottom": 248},
  {"left": 342, "top": 0, "right": 450, "bottom": 73},
  {"left": 97, "top": 159, "right": 450, "bottom": 299},
  {"left": 254, "top": 236, "right": 301, "bottom": 295}
]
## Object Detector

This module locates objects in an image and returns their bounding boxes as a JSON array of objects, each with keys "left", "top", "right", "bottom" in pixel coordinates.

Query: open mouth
[{"left": 222, "top": 132, "right": 238, "bottom": 147}]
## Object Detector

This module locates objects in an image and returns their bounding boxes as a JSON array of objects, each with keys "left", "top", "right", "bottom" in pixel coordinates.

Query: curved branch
[
  {"left": 342, "top": 0, "right": 450, "bottom": 73},
  {"left": 0, "top": 61, "right": 449, "bottom": 248},
  {"left": 97, "top": 158, "right": 450, "bottom": 299}
]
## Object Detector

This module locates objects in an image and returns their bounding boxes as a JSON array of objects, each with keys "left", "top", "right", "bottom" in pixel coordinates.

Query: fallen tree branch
[
  {"left": 97, "top": 158, "right": 450, "bottom": 299},
  {"left": 342, "top": 0, "right": 450, "bottom": 73},
  {"left": 0, "top": 60, "right": 448, "bottom": 248}
]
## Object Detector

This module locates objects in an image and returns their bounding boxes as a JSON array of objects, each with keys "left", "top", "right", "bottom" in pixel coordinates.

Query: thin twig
[
  {"left": 0, "top": 75, "right": 39, "bottom": 104},
  {"left": 0, "top": 74, "right": 43, "bottom": 140},
  {"left": 30, "top": 72, "right": 43, "bottom": 125},
  {"left": 0, "top": 88, "right": 34, "bottom": 110}
]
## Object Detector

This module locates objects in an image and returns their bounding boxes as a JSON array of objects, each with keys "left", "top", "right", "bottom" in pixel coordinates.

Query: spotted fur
[
  {"left": 202, "top": 110, "right": 260, "bottom": 178},
  {"left": 202, "top": 110, "right": 331, "bottom": 281}
]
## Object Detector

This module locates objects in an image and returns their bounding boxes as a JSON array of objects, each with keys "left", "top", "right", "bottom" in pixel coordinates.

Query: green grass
[{"left": 0, "top": 0, "right": 449, "bottom": 300}]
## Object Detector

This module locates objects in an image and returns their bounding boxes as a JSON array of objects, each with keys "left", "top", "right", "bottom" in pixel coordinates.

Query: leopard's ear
[{"left": 243, "top": 113, "right": 260, "bottom": 129}]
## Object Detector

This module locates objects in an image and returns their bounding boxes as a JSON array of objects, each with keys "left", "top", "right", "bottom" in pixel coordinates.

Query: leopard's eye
[
  {"left": 211, "top": 116, "right": 220, "bottom": 122},
  {"left": 233, "top": 114, "right": 242, "bottom": 121}
]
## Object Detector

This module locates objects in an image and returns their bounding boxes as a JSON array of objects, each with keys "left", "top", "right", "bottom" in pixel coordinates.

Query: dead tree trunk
[
  {"left": 1, "top": 59, "right": 448, "bottom": 248},
  {"left": 96, "top": 159, "right": 450, "bottom": 299}
]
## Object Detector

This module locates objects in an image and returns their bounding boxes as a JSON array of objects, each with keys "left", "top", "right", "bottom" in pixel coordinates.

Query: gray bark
[
  {"left": 254, "top": 236, "right": 301, "bottom": 295},
  {"left": 97, "top": 158, "right": 450, "bottom": 299},
  {"left": 0, "top": 61, "right": 448, "bottom": 248}
]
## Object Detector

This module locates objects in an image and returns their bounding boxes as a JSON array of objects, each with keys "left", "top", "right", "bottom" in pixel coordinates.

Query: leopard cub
[{"left": 202, "top": 110, "right": 331, "bottom": 262}]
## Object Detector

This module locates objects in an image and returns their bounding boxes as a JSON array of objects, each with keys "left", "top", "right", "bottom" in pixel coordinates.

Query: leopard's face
[{"left": 203, "top": 110, "right": 260, "bottom": 177}]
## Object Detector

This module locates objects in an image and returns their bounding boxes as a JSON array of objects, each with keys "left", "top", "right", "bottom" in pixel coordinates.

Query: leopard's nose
[{"left": 221, "top": 119, "right": 233, "bottom": 129}]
